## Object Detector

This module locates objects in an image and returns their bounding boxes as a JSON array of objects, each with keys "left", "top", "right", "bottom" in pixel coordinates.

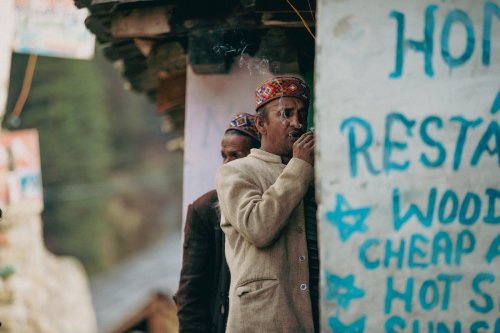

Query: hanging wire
[
  {"left": 285, "top": 0, "right": 316, "bottom": 40},
  {"left": 9, "top": 54, "right": 38, "bottom": 127},
  {"left": 307, "top": 0, "right": 315, "bottom": 23}
]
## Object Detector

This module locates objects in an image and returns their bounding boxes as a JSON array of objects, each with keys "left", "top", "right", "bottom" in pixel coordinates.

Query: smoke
[
  {"left": 212, "top": 41, "right": 249, "bottom": 57},
  {"left": 240, "top": 53, "right": 268, "bottom": 75},
  {"left": 212, "top": 39, "right": 280, "bottom": 76}
]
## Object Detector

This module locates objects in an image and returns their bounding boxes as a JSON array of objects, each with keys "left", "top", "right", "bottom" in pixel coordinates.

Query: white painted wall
[
  {"left": 182, "top": 62, "right": 272, "bottom": 220},
  {"left": 316, "top": 0, "right": 499, "bottom": 331}
]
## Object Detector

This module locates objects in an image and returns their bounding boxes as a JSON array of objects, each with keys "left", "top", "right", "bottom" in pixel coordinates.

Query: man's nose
[{"left": 288, "top": 113, "right": 301, "bottom": 128}]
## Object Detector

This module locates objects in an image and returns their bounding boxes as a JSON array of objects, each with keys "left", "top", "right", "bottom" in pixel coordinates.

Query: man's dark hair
[
  {"left": 256, "top": 105, "right": 268, "bottom": 122},
  {"left": 225, "top": 129, "right": 260, "bottom": 149}
]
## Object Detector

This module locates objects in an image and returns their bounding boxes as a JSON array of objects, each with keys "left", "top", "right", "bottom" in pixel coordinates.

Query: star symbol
[
  {"left": 329, "top": 316, "right": 366, "bottom": 333},
  {"left": 325, "top": 271, "right": 365, "bottom": 309},
  {"left": 325, "top": 194, "right": 370, "bottom": 242}
]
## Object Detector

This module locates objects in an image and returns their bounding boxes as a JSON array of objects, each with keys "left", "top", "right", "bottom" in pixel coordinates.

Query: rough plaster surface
[{"left": 316, "top": 0, "right": 499, "bottom": 331}]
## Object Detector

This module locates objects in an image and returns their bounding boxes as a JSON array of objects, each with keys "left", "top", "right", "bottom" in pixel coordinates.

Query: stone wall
[{"left": 0, "top": 213, "right": 97, "bottom": 333}]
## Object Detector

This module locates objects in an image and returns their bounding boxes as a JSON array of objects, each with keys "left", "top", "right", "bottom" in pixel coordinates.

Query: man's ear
[{"left": 255, "top": 114, "right": 267, "bottom": 136}]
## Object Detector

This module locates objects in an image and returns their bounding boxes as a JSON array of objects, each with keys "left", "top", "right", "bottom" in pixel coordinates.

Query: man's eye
[{"left": 280, "top": 109, "right": 292, "bottom": 118}]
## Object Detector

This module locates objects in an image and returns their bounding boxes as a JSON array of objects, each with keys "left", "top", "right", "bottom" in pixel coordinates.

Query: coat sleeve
[
  {"left": 216, "top": 157, "right": 313, "bottom": 248},
  {"left": 176, "top": 201, "right": 215, "bottom": 332}
]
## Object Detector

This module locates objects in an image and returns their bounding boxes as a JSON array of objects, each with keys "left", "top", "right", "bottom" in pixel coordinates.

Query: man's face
[
  {"left": 257, "top": 97, "right": 308, "bottom": 157},
  {"left": 220, "top": 134, "right": 252, "bottom": 164}
]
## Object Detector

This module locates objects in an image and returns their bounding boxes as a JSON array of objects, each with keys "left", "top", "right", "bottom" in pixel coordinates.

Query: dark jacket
[{"left": 176, "top": 190, "right": 230, "bottom": 333}]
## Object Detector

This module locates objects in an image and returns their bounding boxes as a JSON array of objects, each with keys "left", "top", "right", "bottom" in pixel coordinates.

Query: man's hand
[{"left": 293, "top": 131, "right": 315, "bottom": 165}]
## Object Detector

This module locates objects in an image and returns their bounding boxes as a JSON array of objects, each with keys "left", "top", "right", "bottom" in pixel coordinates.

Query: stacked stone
[{"left": 0, "top": 213, "right": 97, "bottom": 333}]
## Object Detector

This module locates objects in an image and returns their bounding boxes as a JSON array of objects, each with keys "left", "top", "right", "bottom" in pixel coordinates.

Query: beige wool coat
[{"left": 216, "top": 148, "right": 315, "bottom": 333}]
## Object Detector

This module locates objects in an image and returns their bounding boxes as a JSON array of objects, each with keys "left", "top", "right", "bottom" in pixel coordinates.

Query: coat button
[
  {"left": 300, "top": 283, "right": 308, "bottom": 291},
  {"left": 298, "top": 256, "right": 306, "bottom": 262}
]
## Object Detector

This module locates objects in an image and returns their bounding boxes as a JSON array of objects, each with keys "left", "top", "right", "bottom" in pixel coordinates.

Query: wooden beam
[
  {"left": 255, "top": 0, "right": 316, "bottom": 12},
  {"left": 156, "top": 73, "right": 186, "bottom": 113},
  {"left": 111, "top": 6, "right": 172, "bottom": 38},
  {"left": 188, "top": 29, "right": 227, "bottom": 74},
  {"left": 254, "top": 28, "right": 301, "bottom": 74},
  {"left": 261, "top": 12, "right": 314, "bottom": 28},
  {"left": 134, "top": 38, "right": 154, "bottom": 57}
]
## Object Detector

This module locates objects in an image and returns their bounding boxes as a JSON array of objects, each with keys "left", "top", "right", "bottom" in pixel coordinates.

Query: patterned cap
[
  {"left": 255, "top": 76, "right": 310, "bottom": 111},
  {"left": 225, "top": 113, "right": 260, "bottom": 142}
]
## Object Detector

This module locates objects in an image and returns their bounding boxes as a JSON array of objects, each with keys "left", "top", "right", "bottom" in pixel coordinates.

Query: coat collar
[{"left": 250, "top": 148, "right": 284, "bottom": 164}]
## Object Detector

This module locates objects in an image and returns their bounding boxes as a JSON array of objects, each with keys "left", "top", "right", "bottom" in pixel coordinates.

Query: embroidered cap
[
  {"left": 225, "top": 113, "right": 260, "bottom": 143},
  {"left": 255, "top": 76, "right": 310, "bottom": 111}
]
